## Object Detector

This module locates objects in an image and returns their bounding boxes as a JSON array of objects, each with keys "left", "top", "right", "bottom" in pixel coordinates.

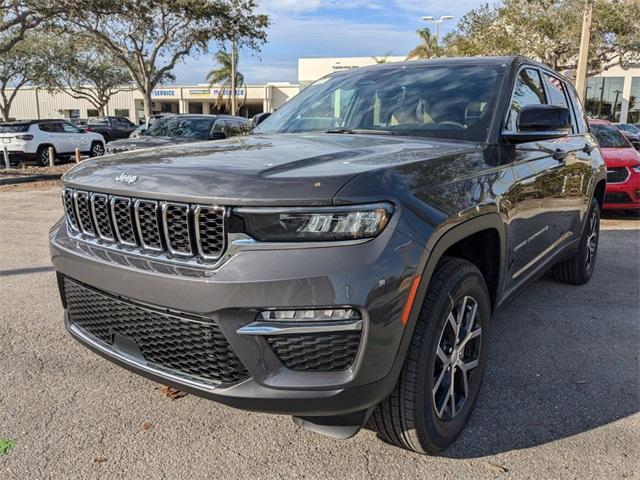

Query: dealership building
[{"left": 3, "top": 56, "right": 640, "bottom": 124}]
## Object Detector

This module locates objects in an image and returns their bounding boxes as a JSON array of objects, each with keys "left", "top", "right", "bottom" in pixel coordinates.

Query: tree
[
  {"left": 372, "top": 51, "right": 392, "bottom": 64},
  {"left": 443, "top": 0, "right": 640, "bottom": 77},
  {"left": 408, "top": 28, "right": 439, "bottom": 60},
  {"left": 0, "top": 35, "right": 47, "bottom": 120},
  {"left": 206, "top": 45, "right": 247, "bottom": 113},
  {"left": 39, "top": 35, "right": 134, "bottom": 117},
  {"left": 0, "top": 1, "right": 56, "bottom": 55},
  {"left": 61, "top": 0, "right": 269, "bottom": 118}
]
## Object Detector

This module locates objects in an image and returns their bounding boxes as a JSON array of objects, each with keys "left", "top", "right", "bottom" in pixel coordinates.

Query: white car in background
[{"left": 0, "top": 119, "right": 106, "bottom": 167}]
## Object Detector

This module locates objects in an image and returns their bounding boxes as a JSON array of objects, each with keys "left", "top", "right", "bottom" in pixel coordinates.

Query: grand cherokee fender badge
[{"left": 115, "top": 173, "right": 138, "bottom": 184}]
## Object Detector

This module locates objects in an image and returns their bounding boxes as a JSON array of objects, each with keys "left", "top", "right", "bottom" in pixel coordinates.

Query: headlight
[{"left": 234, "top": 203, "right": 393, "bottom": 241}]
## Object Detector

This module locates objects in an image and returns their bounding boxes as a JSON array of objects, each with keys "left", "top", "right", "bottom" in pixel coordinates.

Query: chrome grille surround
[
  {"left": 62, "top": 187, "right": 227, "bottom": 266},
  {"left": 606, "top": 167, "right": 630, "bottom": 184},
  {"left": 74, "top": 190, "right": 95, "bottom": 237}
]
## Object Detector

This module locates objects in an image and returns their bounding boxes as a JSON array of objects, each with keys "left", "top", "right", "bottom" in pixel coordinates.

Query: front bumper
[
  {"left": 604, "top": 168, "right": 640, "bottom": 210},
  {"left": 50, "top": 218, "right": 424, "bottom": 417}
]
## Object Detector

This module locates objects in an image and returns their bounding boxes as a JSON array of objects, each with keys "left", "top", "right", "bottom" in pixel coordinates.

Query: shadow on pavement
[{"left": 440, "top": 227, "right": 640, "bottom": 458}]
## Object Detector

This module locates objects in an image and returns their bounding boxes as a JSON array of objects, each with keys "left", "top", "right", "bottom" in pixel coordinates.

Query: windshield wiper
[{"left": 325, "top": 128, "right": 393, "bottom": 135}]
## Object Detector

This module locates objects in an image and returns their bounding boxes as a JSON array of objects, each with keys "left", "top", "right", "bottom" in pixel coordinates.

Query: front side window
[
  {"left": 505, "top": 68, "right": 546, "bottom": 133},
  {"left": 590, "top": 123, "right": 631, "bottom": 148},
  {"left": 255, "top": 65, "right": 504, "bottom": 142},
  {"left": 62, "top": 123, "right": 81, "bottom": 133},
  {"left": 543, "top": 73, "right": 575, "bottom": 132}
]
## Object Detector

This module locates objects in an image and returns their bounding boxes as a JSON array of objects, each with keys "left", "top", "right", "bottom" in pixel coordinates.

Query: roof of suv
[{"left": 0, "top": 119, "right": 69, "bottom": 126}]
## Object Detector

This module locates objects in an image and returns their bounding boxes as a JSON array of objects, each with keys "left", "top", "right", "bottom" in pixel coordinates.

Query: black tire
[
  {"left": 550, "top": 199, "right": 600, "bottom": 285},
  {"left": 37, "top": 146, "right": 54, "bottom": 167},
  {"left": 369, "top": 257, "right": 491, "bottom": 454},
  {"left": 89, "top": 141, "right": 105, "bottom": 157}
]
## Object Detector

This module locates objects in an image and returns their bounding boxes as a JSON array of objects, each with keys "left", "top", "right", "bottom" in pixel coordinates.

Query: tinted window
[
  {"left": 38, "top": 122, "right": 63, "bottom": 133},
  {"left": 88, "top": 118, "right": 109, "bottom": 125},
  {"left": 543, "top": 73, "right": 575, "bottom": 132},
  {"left": 62, "top": 123, "right": 81, "bottom": 133},
  {"left": 505, "top": 68, "right": 546, "bottom": 132},
  {"left": 212, "top": 120, "right": 224, "bottom": 133},
  {"left": 256, "top": 65, "right": 504, "bottom": 142},
  {"left": 590, "top": 124, "right": 631, "bottom": 148},
  {"left": 0, "top": 124, "right": 29, "bottom": 133},
  {"left": 617, "top": 124, "right": 639, "bottom": 134},
  {"left": 225, "top": 120, "right": 243, "bottom": 137},
  {"left": 145, "top": 117, "right": 215, "bottom": 139},
  {"left": 565, "top": 82, "right": 589, "bottom": 133}
]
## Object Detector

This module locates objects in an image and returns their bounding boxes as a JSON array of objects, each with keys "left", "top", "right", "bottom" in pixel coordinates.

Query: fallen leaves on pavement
[
  {"left": 0, "top": 438, "right": 15, "bottom": 455},
  {"left": 94, "top": 456, "right": 108, "bottom": 464},
  {"left": 483, "top": 462, "right": 509, "bottom": 473},
  {"left": 158, "top": 385, "right": 187, "bottom": 400}
]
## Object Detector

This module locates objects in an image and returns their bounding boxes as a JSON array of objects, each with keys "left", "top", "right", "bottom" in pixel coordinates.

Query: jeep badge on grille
[{"left": 115, "top": 172, "right": 138, "bottom": 184}]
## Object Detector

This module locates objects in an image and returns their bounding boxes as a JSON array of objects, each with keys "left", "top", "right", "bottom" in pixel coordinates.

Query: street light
[{"left": 422, "top": 15, "right": 454, "bottom": 48}]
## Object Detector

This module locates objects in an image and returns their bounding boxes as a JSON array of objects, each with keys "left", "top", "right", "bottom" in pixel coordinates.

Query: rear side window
[
  {"left": 0, "top": 124, "right": 29, "bottom": 133},
  {"left": 38, "top": 122, "right": 63, "bottom": 133},
  {"left": 543, "top": 73, "right": 575, "bottom": 132},
  {"left": 505, "top": 68, "right": 547, "bottom": 132}
]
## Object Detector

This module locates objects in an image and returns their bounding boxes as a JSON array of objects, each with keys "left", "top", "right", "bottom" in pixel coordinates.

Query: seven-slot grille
[
  {"left": 607, "top": 167, "right": 630, "bottom": 184},
  {"left": 63, "top": 278, "right": 249, "bottom": 386},
  {"left": 62, "top": 187, "right": 226, "bottom": 263}
]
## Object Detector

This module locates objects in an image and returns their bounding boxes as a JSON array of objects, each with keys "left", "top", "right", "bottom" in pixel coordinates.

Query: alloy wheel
[
  {"left": 432, "top": 296, "right": 482, "bottom": 420},
  {"left": 92, "top": 143, "right": 105, "bottom": 156}
]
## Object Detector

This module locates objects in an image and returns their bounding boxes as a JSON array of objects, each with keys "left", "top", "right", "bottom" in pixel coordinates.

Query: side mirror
[
  {"left": 210, "top": 131, "right": 226, "bottom": 140},
  {"left": 503, "top": 105, "right": 571, "bottom": 144},
  {"left": 252, "top": 112, "right": 271, "bottom": 128}
]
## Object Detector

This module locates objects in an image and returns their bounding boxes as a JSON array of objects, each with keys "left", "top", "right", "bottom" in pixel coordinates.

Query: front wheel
[
  {"left": 369, "top": 257, "right": 490, "bottom": 454},
  {"left": 550, "top": 198, "right": 600, "bottom": 285}
]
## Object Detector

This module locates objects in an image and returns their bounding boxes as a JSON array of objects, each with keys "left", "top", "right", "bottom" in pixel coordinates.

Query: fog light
[{"left": 258, "top": 308, "right": 361, "bottom": 322}]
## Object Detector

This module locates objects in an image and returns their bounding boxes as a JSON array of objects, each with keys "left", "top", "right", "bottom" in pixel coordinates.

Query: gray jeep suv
[{"left": 50, "top": 56, "right": 606, "bottom": 454}]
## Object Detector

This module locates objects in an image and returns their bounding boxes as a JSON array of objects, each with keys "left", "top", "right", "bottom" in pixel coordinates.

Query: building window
[
  {"left": 585, "top": 77, "right": 625, "bottom": 122},
  {"left": 114, "top": 109, "right": 130, "bottom": 119},
  {"left": 629, "top": 77, "right": 640, "bottom": 124},
  {"left": 87, "top": 109, "right": 99, "bottom": 118}
]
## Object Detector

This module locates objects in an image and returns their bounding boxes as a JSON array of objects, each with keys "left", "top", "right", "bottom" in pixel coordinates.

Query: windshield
[
  {"left": 591, "top": 124, "right": 630, "bottom": 148},
  {"left": 617, "top": 124, "right": 639, "bottom": 134},
  {"left": 255, "top": 64, "right": 504, "bottom": 142},
  {"left": 0, "top": 124, "right": 29, "bottom": 133},
  {"left": 145, "top": 117, "right": 215, "bottom": 139}
]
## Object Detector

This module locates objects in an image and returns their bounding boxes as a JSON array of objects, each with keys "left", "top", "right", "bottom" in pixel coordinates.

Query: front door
[{"left": 502, "top": 67, "right": 582, "bottom": 289}]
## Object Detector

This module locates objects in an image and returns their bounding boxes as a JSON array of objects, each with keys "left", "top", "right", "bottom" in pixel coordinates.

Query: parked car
[
  {"left": 590, "top": 120, "right": 640, "bottom": 212},
  {"left": 0, "top": 119, "right": 105, "bottom": 166},
  {"left": 106, "top": 114, "right": 251, "bottom": 154},
  {"left": 128, "top": 113, "right": 176, "bottom": 138},
  {"left": 51, "top": 56, "right": 606, "bottom": 454},
  {"left": 613, "top": 123, "right": 640, "bottom": 151},
  {"left": 84, "top": 116, "right": 137, "bottom": 143}
]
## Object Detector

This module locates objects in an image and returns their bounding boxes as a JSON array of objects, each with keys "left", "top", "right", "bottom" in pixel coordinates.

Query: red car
[{"left": 589, "top": 120, "right": 640, "bottom": 212}]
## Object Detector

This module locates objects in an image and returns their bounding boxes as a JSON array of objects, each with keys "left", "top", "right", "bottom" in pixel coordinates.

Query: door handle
[{"left": 553, "top": 149, "right": 568, "bottom": 162}]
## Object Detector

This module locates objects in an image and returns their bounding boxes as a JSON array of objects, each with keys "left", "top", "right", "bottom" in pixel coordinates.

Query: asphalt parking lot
[{"left": 1, "top": 186, "right": 638, "bottom": 480}]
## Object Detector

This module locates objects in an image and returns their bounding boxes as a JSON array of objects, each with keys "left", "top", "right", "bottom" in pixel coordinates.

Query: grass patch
[{"left": 0, "top": 438, "right": 15, "bottom": 455}]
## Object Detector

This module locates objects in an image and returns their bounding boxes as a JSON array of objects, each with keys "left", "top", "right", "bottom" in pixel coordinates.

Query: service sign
[
  {"left": 151, "top": 89, "right": 176, "bottom": 97},
  {"left": 211, "top": 88, "right": 245, "bottom": 97}
]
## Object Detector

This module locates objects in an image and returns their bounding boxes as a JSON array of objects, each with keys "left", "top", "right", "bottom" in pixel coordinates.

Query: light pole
[
  {"left": 575, "top": 0, "right": 594, "bottom": 103},
  {"left": 421, "top": 15, "right": 454, "bottom": 48}
]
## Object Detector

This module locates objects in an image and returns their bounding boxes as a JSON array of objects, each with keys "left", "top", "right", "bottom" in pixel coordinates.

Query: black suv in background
[
  {"left": 105, "top": 114, "right": 251, "bottom": 154},
  {"left": 51, "top": 57, "right": 606, "bottom": 454},
  {"left": 84, "top": 116, "right": 137, "bottom": 143}
]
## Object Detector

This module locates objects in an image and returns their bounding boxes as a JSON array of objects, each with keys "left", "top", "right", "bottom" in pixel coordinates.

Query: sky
[{"left": 174, "top": 0, "right": 488, "bottom": 85}]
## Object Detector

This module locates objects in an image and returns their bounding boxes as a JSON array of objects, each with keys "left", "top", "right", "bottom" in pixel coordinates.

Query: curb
[{"left": 0, "top": 174, "right": 62, "bottom": 186}]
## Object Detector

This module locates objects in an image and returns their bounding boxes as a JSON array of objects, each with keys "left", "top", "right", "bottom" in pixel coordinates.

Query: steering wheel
[{"left": 438, "top": 121, "right": 466, "bottom": 130}]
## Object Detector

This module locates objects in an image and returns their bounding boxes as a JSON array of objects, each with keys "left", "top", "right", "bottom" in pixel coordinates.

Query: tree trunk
[
  {"left": 142, "top": 91, "right": 153, "bottom": 119},
  {"left": 99, "top": 104, "right": 107, "bottom": 117},
  {"left": 0, "top": 107, "right": 9, "bottom": 122}
]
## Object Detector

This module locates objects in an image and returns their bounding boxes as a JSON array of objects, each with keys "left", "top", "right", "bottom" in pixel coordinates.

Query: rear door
[
  {"left": 39, "top": 122, "right": 72, "bottom": 153},
  {"left": 61, "top": 122, "right": 89, "bottom": 152},
  {"left": 503, "top": 67, "right": 578, "bottom": 288}
]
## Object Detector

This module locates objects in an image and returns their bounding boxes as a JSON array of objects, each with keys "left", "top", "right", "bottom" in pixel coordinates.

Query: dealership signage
[
  {"left": 151, "top": 89, "right": 176, "bottom": 97},
  {"left": 189, "top": 89, "right": 211, "bottom": 95},
  {"left": 211, "top": 88, "right": 245, "bottom": 97}
]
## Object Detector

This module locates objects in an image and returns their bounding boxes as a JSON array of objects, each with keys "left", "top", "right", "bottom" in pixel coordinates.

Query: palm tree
[
  {"left": 407, "top": 28, "right": 439, "bottom": 59},
  {"left": 206, "top": 44, "right": 246, "bottom": 114},
  {"left": 371, "top": 51, "right": 392, "bottom": 64}
]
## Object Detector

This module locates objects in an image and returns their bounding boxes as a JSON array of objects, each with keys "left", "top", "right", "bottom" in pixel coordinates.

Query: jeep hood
[{"left": 63, "top": 133, "right": 478, "bottom": 206}]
